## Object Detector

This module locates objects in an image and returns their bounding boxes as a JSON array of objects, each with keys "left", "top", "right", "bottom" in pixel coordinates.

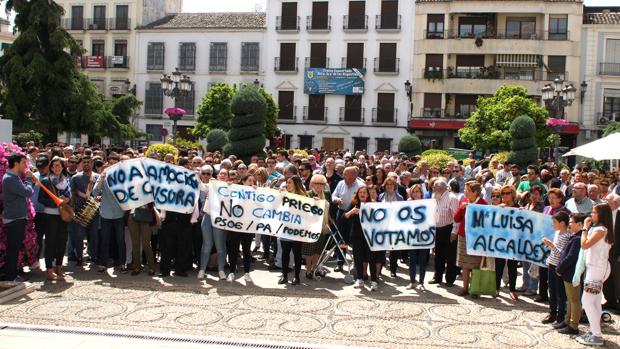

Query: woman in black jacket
[{"left": 38, "top": 157, "right": 71, "bottom": 281}]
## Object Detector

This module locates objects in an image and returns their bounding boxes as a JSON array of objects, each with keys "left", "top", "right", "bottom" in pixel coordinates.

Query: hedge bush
[
  {"left": 421, "top": 153, "right": 456, "bottom": 169},
  {"left": 146, "top": 143, "right": 179, "bottom": 160},
  {"left": 421, "top": 149, "right": 449, "bottom": 157},
  {"left": 206, "top": 129, "right": 228, "bottom": 152},
  {"left": 225, "top": 86, "right": 267, "bottom": 162},
  {"left": 491, "top": 151, "right": 510, "bottom": 164},
  {"left": 398, "top": 135, "right": 422, "bottom": 155}
]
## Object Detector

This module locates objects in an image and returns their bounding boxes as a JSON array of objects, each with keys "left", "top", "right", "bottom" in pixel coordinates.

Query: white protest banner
[
  {"left": 105, "top": 158, "right": 153, "bottom": 211},
  {"left": 105, "top": 158, "right": 200, "bottom": 214},
  {"left": 359, "top": 199, "right": 437, "bottom": 251},
  {"left": 465, "top": 204, "right": 555, "bottom": 267},
  {"left": 208, "top": 180, "right": 325, "bottom": 243}
]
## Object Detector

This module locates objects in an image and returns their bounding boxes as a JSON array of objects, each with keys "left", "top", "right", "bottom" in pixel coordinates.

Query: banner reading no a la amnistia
[{"left": 208, "top": 181, "right": 326, "bottom": 243}]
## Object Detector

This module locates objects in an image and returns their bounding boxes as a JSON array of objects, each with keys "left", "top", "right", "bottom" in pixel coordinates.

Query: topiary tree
[
  {"left": 507, "top": 115, "right": 538, "bottom": 168},
  {"left": 206, "top": 129, "right": 228, "bottom": 152},
  {"left": 398, "top": 134, "right": 422, "bottom": 156},
  {"left": 224, "top": 86, "right": 267, "bottom": 163},
  {"left": 146, "top": 143, "right": 179, "bottom": 161}
]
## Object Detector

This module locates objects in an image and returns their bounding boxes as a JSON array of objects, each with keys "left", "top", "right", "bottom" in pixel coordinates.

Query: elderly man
[
  {"left": 559, "top": 169, "right": 572, "bottom": 200},
  {"left": 587, "top": 184, "right": 603, "bottom": 204},
  {"left": 603, "top": 193, "right": 620, "bottom": 311},
  {"left": 429, "top": 178, "right": 460, "bottom": 287},
  {"left": 495, "top": 161, "right": 512, "bottom": 186},
  {"left": 565, "top": 182, "right": 594, "bottom": 214},
  {"left": 332, "top": 166, "right": 365, "bottom": 272}
]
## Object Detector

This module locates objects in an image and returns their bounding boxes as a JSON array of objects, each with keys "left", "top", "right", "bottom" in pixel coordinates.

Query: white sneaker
[
  {"left": 244, "top": 273, "right": 253, "bottom": 283},
  {"left": 31, "top": 261, "right": 40, "bottom": 271},
  {"left": 218, "top": 271, "right": 227, "bottom": 280},
  {"left": 197, "top": 270, "right": 205, "bottom": 280},
  {"left": 354, "top": 279, "right": 364, "bottom": 288},
  {"left": 406, "top": 283, "right": 415, "bottom": 290},
  {"left": 226, "top": 273, "right": 235, "bottom": 282},
  {"left": 370, "top": 281, "right": 379, "bottom": 291}
]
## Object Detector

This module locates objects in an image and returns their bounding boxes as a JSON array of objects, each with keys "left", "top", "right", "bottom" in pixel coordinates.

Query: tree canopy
[
  {"left": 457, "top": 86, "right": 552, "bottom": 151},
  {"left": 191, "top": 82, "right": 235, "bottom": 139},
  {"left": 603, "top": 121, "right": 620, "bottom": 137}
]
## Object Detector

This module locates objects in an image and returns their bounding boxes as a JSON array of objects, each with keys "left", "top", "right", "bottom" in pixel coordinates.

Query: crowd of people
[{"left": 0, "top": 142, "right": 618, "bottom": 346}]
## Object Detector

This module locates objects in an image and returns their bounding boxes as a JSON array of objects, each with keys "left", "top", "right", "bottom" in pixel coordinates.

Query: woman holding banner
[
  {"left": 576, "top": 203, "right": 614, "bottom": 346},
  {"left": 406, "top": 184, "right": 429, "bottom": 289},
  {"left": 379, "top": 177, "right": 404, "bottom": 278},
  {"left": 202, "top": 168, "right": 229, "bottom": 280},
  {"left": 226, "top": 174, "right": 256, "bottom": 283},
  {"left": 519, "top": 185, "right": 545, "bottom": 297},
  {"left": 347, "top": 186, "right": 379, "bottom": 291},
  {"left": 303, "top": 174, "right": 331, "bottom": 279},
  {"left": 496, "top": 185, "right": 520, "bottom": 301},
  {"left": 278, "top": 176, "right": 307, "bottom": 285},
  {"left": 454, "top": 181, "right": 487, "bottom": 297}
]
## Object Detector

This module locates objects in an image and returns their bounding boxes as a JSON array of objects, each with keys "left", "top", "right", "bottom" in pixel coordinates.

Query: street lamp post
[
  {"left": 542, "top": 77, "right": 576, "bottom": 119},
  {"left": 160, "top": 68, "right": 193, "bottom": 145}
]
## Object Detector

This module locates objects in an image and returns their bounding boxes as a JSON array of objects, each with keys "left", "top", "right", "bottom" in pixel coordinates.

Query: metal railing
[
  {"left": 423, "top": 30, "right": 570, "bottom": 41},
  {"left": 62, "top": 18, "right": 85, "bottom": 30},
  {"left": 374, "top": 57, "right": 399, "bottom": 73},
  {"left": 371, "top": 108, "right": 398, "bottom": 125},
  {"left": 599, "top": 62, "right": 620, "bottom": 76},
  {"left": 278, "top": 106, "right": 297, "bottom": 123},
  {"left": 341, "top": 57, "right": 367, "bottom": 70},
  {"left": 305, "top": 57, "right": 330, "bottom": 68},
  {"left": 343, "top": 15, "right": 368, "bottom": 30},
  {"left": 436, "top": 67, "right": 567, "bottom": 81},
  {"left": 416, "top": 108, "right": 447, "bottom": 119},
  {"left": 302, "top": 106, "right": 328, "bottom": 123},
  {"left": 86, "top": 18, "right": 110, "bottom": 30},
  {"left": 339, "top": 107, "right": 365, "bottom": 124},
  {"left": 274, "top": 57, "right": 299, "bottom": 72},
  {"left": 306, "top": 16, "right": 331, "bottom": 31},
  {"left": 276, "top": 16, "right": 300, "bottom": 31},
  {"left": 240, "top": 63, "right": 259, "bottom": 72},
  {"left": 375, "top": 14, "right": 401, "bottom": 30}
]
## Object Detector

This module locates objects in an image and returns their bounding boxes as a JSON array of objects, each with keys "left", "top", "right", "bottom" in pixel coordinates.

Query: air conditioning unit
[
  {"left": 598, "top": 116, "right": 609, "bottom": 125},
  {"left": 613, "top": 112, "right": 620, "bottom": 121},
  {"left": 88, "top": 23, "right": 96, "bottom": 30}
]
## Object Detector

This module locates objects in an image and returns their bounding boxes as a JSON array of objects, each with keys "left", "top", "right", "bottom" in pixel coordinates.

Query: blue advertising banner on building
[{"left": 303, "top": 68, "right": 365, "bottom": 95}]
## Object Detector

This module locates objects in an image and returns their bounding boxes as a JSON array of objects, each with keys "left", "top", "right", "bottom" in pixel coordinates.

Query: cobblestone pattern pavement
[{"left": 0, "top": 268, "right": 618, "bottom": 349}]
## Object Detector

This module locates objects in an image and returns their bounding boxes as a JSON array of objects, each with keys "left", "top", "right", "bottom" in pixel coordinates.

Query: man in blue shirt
[{"left": 1, "top": 154, "right": 34, "bottom": 281}]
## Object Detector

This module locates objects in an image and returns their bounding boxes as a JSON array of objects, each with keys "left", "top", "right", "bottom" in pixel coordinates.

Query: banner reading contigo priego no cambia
[
  {"left": 105, "top": 158, "right": 200, "bottom": 214},
  {"left": 359, "top": 199, "right": 438, "bottom": 251},
  {"left": 465, "top": 204, "right": 555, "bottom": 267},
  {"left": 208, "top": 180, "right": 326, "bottom": 243}
]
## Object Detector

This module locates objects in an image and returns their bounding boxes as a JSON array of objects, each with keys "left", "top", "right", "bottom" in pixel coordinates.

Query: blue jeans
[
  {"left": 523, "top": 262, "right": 538, "bottom": 290},
  {"left": 200, "top": 215, "right": 227, "bottom": 272},
  {"left": 99, "top": 217, "right": 126, "bottom": 267},
  {"left": 409, "top": 249, "right": 429, "bottom": 283},
  {"left": 70, "top": 217, "right": 99, "bottom": 263}
]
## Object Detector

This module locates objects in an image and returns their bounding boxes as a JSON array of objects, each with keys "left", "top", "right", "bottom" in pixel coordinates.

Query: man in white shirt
[{"left": 429, "top": 179, "right": 459, "bottom": 287}]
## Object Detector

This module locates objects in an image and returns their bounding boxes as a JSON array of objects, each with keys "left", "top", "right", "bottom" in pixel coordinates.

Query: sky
[{"left": 182, "top": 0, "right": 619, "bottom": 12}]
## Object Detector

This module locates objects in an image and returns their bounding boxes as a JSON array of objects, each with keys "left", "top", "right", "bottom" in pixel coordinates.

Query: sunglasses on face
[{"left": 492, "top": 195, "right": 501, "bottom": 199}]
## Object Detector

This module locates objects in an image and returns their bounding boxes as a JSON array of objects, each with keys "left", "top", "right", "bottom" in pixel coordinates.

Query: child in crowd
[
  {"left": 541, "top": 211, "right": 571, "bottom": 326},
  {"left": 555, "top": 213, "right": 587, "bottom": 335}
]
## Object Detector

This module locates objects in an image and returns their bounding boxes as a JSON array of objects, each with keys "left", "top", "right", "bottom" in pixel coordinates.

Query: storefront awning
[{"left": 496, "top": 54, "right": 539, "bottom": 68}]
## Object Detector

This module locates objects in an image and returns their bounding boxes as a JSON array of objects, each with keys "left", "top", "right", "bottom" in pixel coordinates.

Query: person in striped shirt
[{"left": 429, "top": 178, "right": 460, "bottom": 287}]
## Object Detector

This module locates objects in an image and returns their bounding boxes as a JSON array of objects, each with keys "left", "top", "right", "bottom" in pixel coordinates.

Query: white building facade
[
  {"left": 263, "top": 0, "right": 413, "bottom": 153},
  {"left": 580, "top": 8, "right": 620, "bottom": 143},
  {"left": 133, "top": 13, "right": 266, "bottom": 143}
]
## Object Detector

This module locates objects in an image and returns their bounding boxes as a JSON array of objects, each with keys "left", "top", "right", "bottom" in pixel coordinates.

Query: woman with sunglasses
[
  {"left": 278, "top": 176, "right": 307, "bottom": 285},
  {"left": 496, "top": 185, "right": 520, "bottom": 300},
  {"left": 38, "top": 157, "right": 71, "bottom": 281},
  {"left": 575, "top": 203, "right": 614, "bottom": 346},
  {"left": 454, "top": 180, "right": 487, "bottom": 297},
  {"left": 302, "top": 174, "right": 331, "bottom": 279},
  {"left": 519, "top": 185, "right": 545, "bottom": 297}
]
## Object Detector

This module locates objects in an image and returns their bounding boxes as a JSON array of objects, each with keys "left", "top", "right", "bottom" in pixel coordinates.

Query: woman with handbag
[
  {"left": 302, "top": 174, "right": 331, "bottom": 280},
  {"left": 127, "top": 203, "right": 158, "bottom": 276},
  {"left": 38, "top": 157, "right": 71, "bottom": 281},
  {"left": 454, "top": 180, "right": 487, "bottom": 297},
  {"left": 575, "top": 203, "right": 614, "bottom": 346}
]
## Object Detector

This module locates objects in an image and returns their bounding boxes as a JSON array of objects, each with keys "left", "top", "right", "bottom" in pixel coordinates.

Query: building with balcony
[
  {"left": 134, "top": 12, "right": 266, "bottom": 142},
  {"left": 581, "top": 7, "right": 620, "bottom": 144},
  {"left": 0, "top": 17, "right": 15, "bottom": 56},
  {"left": 410, "top": 0, "right": 583, "bottom": 150},
  {"left": 56, "top": 0, "right": 182, "bottom": 99},
  {"left": 264, "top": 0, "right": 412, "bottom": 153}
]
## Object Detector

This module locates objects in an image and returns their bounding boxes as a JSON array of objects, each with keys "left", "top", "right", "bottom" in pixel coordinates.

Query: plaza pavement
[{"left": 0, "top": 258, "right": 618, "bottom": 349}]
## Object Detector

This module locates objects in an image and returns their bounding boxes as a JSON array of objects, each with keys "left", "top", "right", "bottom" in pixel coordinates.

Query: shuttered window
[
  {"left": 209, "top": 42, "right": 227, "bottom": 72},
  {"left": 175, "top": 83, "right": 195, "bottom": 116},
  {"left": 179, "top": 42, "right": 196, "bottom": 71},
  {"left": 147, "top": 42, "right": 165, "bottom": 70},
  {"left": 241, "top": 42, "right": 259, "bottom": 71},
  {"left": 144, "top": 82, "right": 163, "bottom": 115}
]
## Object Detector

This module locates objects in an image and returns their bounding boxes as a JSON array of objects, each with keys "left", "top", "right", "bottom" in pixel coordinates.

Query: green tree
[
  {"left": 507, "top": 115, "right": 538, "bottom": 167},
  {"left": 224, "top": 86, "right": 267, "bottom": 162},
  {"left": 258, "top": 87, "right": 279, "bottom": 139},
  {"left": 191, "top": 82, "right": 235, "bottom": 138},
  {"left": 603, "top": 121, "right": 620, "bottom": 137},
  {"left": 0, "top": 0, "right": 104, "bottom": 141},
  {"left": 398, "top": 134, "right": 422, "bottom": 156},
  {"left": 458, "top": 86, "right": 551, "bottom": 151}
]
